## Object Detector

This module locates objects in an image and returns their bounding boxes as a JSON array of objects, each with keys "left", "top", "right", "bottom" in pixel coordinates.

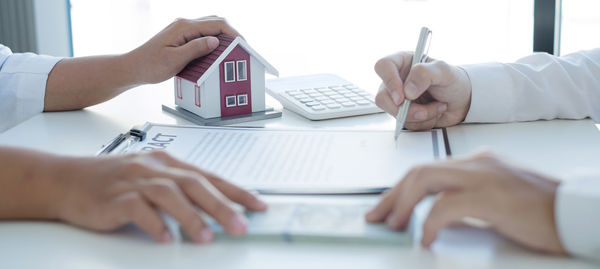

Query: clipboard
[
  {"left": 97, "top": 126, "right": 148, "bottom": 155},
  {"left": 98, "top": 123, "right": 450, "bottom": 194}
]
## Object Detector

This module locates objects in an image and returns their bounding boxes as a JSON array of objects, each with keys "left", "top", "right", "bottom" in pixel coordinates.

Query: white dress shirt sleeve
[
  {"left": 556, "top": 175, "right": 600, "bottom": 260},
  {"left": 460, "top": 49, "right": 600, "bottom": 260},
  {"left": 462, "top": 49, "right": 600, "bottom": 123},
  {"left": 0, "top": 44, "right": 63, "bottom": 132}
]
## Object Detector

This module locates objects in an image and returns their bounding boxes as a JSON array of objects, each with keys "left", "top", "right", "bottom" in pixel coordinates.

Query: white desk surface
[{"left": 1, "top": 82, "right": 599, "bottom": 269}]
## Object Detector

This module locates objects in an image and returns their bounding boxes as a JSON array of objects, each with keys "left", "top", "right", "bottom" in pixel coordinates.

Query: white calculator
[{"left": 266, "top": 74, "right": 383, "bottom": 120}]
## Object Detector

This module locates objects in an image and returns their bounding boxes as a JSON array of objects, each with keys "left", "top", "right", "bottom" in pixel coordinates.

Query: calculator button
[
  {"left": 311, "top": 105, "right": 326, "bottom": 111},
  {"left": 305, "top": 101, "right": 320, "bottom": 107},
  {"left": 343, "top": 93, "right": 358, "bottom": 98},
  {"left": 298, "top": 98, "right": 313, "bottom": 103},
  {"left": 341, "top": 102, "right": 356, "bottom": 107},
  {"left": 327, "top": 103, "right": 341, "bottom": 109},
  {"left": 357, "top": 91, "right": 370, "bottom": 96},
  {"left": 321, "top": 99, "right": 335, "bottom": 104},
  {"left": 303, "top": 89, "right": 318, "bottom": 94},
  {"left": 315, "top": 96, "right": 329, "bottom": 101},
  {"left": 329, "top": 86, "right": 345, "bottom": 91},
  {"left": 344, "top": 85, "right": 358, "bottom": 89},
  {"left": 337, "top": 89, "right": 352, "bottom": 94},
  {"left": 295, "top": 94, "right": 309, "bottom": 99},
  {"left": 335, "top": 98, "right": 350, "bottom": 103},
  {"left": 314, "top": 87, "right": 328, "bottom": 91},
  {"left": 329, "top": 94, "right": 343, "bottom": 99},
  {"left": 309, "top": 93, "right": 323, "bottom": 98},
  {"left": 356, "top": 100, "right": 371, "bottom": 105},
  {"left": 320, "top": 90, "right": 336, "bottom": 96}
]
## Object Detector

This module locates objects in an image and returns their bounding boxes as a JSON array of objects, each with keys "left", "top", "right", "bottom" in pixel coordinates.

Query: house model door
[{"left": 219, "top": 45, "right": 252, "bottom": 117}]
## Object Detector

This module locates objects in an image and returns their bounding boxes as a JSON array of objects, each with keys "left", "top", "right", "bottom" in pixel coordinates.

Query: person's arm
[
  {"left": 365, "top": 152, "right": 567, "bottom": 255},
  {"left": 0, "top": 146, "right": 267, "bottom": 243},
  {"left": 463, "top": 49, "right": 600, "bottom": 123},
  {"left": 0, "top": 16, "right": 268, "bottom": 244},
  {"left": 0, "top": 147, "right": 64, "bottom": 220},
  {"left": 0, "top": 45, "right": 62, "bottom": 131},
  {"left": 373, "top": 49, "right": 600, "bottom": 130},
  {"left": 1, "top": 16, "right": 237, "bottom": 132},
  {"left": 44, "top": 16, "right": 235, "bottom": 111},
  {"left": 366, "top": 152, "right": 600, "bottom": 260}
]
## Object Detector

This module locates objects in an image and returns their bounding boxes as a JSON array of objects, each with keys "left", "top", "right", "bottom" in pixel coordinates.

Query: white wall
[
  {"left": 561, "top": 0, "right": 600, "bottom": 55},
  {"left": 199, "top": 72, "right": 222, "bottom": 119},
  {"left": 250, "top": 55, "right": 266, "bottom": 112},
  {"left": 33, "top": 0, "right": 72, "bottom": 57},
  {"left": 69, "top": 0, "right": 534, "bottom": 92}
]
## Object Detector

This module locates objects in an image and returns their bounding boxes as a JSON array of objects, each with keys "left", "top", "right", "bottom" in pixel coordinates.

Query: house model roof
[{"left": 176, "top": 34, "right": 279, "bottom": 85}]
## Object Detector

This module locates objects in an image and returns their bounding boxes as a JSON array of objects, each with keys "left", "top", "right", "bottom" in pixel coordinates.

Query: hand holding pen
[{"left": 374, "top": 27, "right": 473, "bottom": 131}]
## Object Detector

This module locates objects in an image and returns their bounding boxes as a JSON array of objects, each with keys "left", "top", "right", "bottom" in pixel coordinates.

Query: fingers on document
[
  {"left": 201, "top": 172, "right": 268, "bottom": 212},
  {"left": 134, "top": 151, "right": 250, "bottom": 238},
  {"left": 365, "top": 187, "right": 400, "bottom": 223},
  {"left": 366, "top": 163, "right": 476, "bottom": 244},
  {"left": 421, "top": 192, "right": 484, "bottom": 247},
  {"left": 153, "top": 151, "right": 267, "bottom": 212},
  {"left": 137, "top": 178, "right": 213, "bottom": 244},
  {"left": 113, "top": 191, "right": 171, "bottom": 243},
  {"left": 176, "top": 174, "right": 248, "bottom": 237}
]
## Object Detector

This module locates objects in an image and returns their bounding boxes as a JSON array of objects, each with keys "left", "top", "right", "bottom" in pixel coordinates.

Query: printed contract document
[{"left": 115, "top": 123, "right": 446, "bottom": 193}]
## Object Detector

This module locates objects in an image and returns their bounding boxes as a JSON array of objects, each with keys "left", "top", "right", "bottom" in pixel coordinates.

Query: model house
[{"left": 174, "top": 34, "right": 278, "bottom": 118}]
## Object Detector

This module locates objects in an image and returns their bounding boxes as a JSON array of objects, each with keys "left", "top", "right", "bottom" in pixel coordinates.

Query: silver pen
[{"left": 394, "top": 27, "right": 432, "bottom": 141}]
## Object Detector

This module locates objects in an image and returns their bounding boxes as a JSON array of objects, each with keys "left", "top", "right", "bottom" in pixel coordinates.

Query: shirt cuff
[
  {"left": 1, "top": 53, "right": 62, "bottom": 126},
  {"left": 461, "top": 63, "right": 516, "bottom": 123},
  {"left": 555, "top": 174, "right": 600, "bottom": 260}
]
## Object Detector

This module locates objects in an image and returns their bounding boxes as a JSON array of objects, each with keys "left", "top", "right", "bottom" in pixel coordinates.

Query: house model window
[
  {"left": 226, "top": 95, "right": 237, "bottom": 107},
  {"left": 236, "top": 60, "right": 247, "bottom": 81},
  {"left": 237, "top": 94, "right": 248, "bottom": 106},
  {"left": 224, "top": 61, "right": 235, "bottom": 82},
  {"left": 194, "top": 85, "right": 201, "bottom": 107},
  {"left": 176, "top": 77, "right": 183, "bottom": 99}
]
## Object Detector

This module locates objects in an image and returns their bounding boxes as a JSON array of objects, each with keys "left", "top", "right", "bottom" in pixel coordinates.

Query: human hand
[
  {"left": 53, "top": 151, "right": 266, "bottom": 244},
  {"left": 374, "top": 52, "right": 472, "bottom": 130},
  {"left": 365, "top": 152, "right": 567, "bottom": 255},
  {"left": 127, "top": 16, "right": 241, "bottom": 84}
]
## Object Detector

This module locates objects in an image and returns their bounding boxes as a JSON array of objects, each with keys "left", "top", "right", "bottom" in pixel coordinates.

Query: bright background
[
  {"left": 69, "top": 0, "right": 599, "bottom": 92},
  {"left": 561, "top": 0, "right": 600, "bottom": 55}
]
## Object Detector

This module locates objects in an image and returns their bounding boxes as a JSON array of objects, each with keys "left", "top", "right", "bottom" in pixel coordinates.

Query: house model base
[{"left": 162, "top": 104, "right": 281, "bottom": 126}]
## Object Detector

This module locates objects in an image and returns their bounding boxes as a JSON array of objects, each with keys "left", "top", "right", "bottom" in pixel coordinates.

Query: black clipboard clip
[{"left": 97, "top": 127, "right": 147, "bottom": 155}]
